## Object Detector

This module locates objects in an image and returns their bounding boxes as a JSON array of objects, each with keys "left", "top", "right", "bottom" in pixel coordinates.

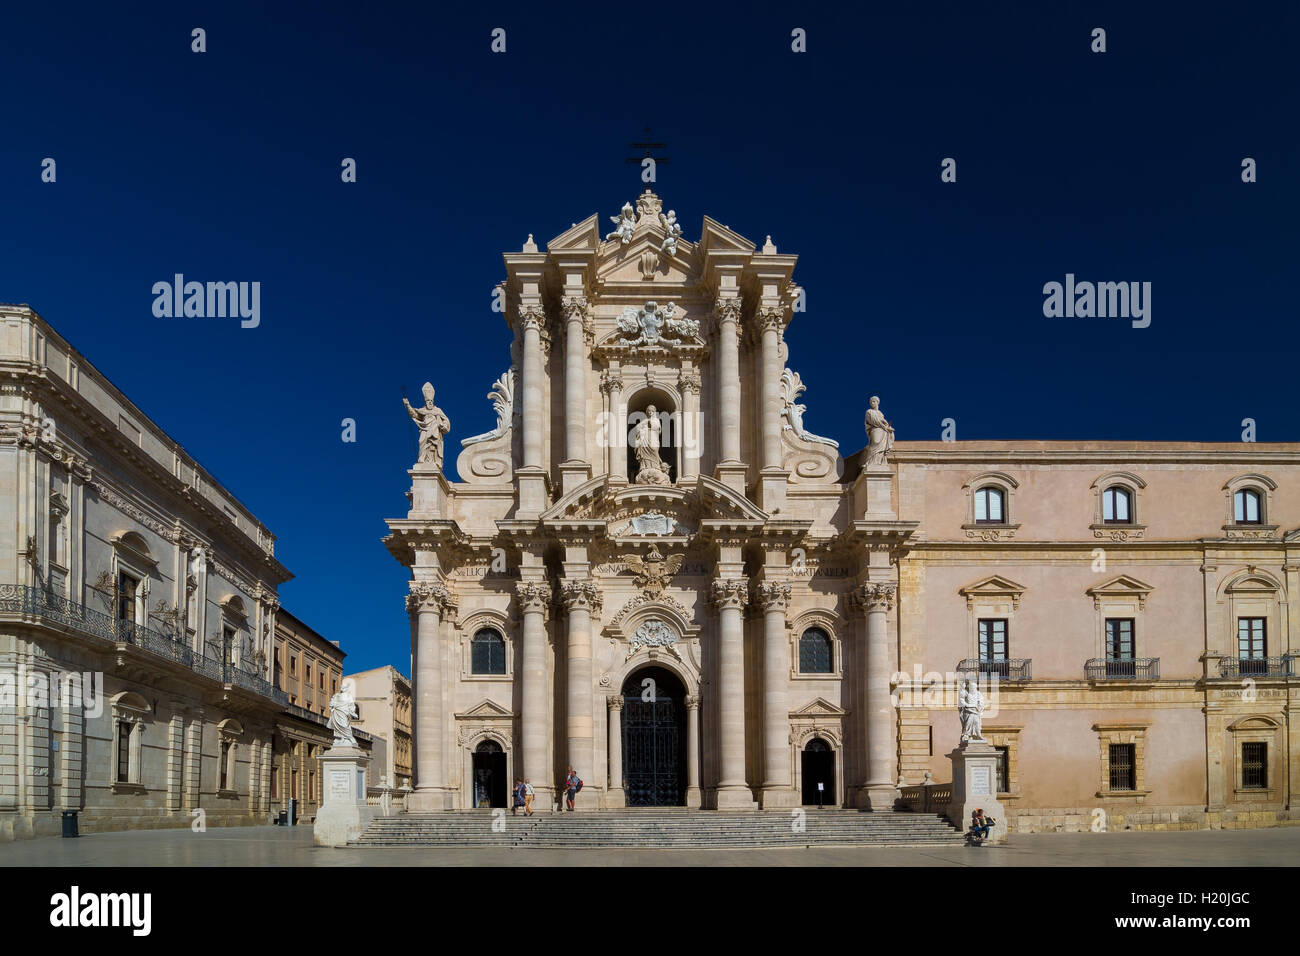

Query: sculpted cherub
[
  {"left": 606, "top": 202, "right": 637, "bottom": 244},
  {"left": 658, "top": 209, "right": 683, "bottom": 256}
]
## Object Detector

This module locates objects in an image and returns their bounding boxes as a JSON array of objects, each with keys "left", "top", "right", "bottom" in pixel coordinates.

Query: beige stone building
[
  {"left": 0, "top": 304, "right": 369, "bottom": 838},
  {"left": 348, "top": 665, "right": 412, "bottom": 788},
  {"left": 386, "top": 190, "right": 1300, "bottom": 831}
]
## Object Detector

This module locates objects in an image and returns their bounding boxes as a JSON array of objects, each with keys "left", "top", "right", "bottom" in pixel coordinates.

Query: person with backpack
[
  {"left": 564, "top": 767, "right": 583, "bottom": 811},
  {"left": 512, "top": 778, "right": 525, "bottom": 816}
]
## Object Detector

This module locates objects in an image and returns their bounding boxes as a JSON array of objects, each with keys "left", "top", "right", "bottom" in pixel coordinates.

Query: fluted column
[
  {"left": 714, "top": 298, "right": 742, "bottom": 465},
  {"left": 685, "top": 694, "right": 702, "bottom": 808},
  {"left": 607, "top": 697, "right": 625, "bottom": 807},
  {"left": 562, "top": 297, "right": 589, "bottom": 464},
  {"left": 756, "top": 307, "right": 784, "bottom": 470},
  {"left": 711, "top": 578, "right": 754, "bottom": 809},
  {"left": 757, "top": 581, "right": 797, "bottom": 807},
  {"left": 560, "top": 580, "right": 600, "bottom": 805},
  {"left": 407, "top": 582, "right": 449, "bottom": 811},
  {"left": 679, "top": 369, "right": 701, "bottom": 481},
  {"left": 516, "top": 581, "right": 553, "bottom": 809},
  {"left": 519, "top": 306, "right": 545, "bottom": 469},
  {"left": 858, "top": 582, "right": 899, "bottom": 809}
]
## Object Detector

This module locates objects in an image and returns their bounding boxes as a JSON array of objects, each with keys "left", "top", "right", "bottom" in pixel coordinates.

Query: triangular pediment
[
  {"left": 458, "top": 699, "right": 514, "bottom": 720},
  {"left": 1086, "top": 574, "right": 1155, "bottom": 600},
  {"left": 698, "top": 216, "right": 756, "bottom": 254},
  {"left": 791, "top": 697, "right": 846, "bottom": 718},
  {"left": 546, "top": 213, "right": 601, "bottom": 251},
  {"left": 958, "top": 574, "right": 1027, "bottom": 604}
]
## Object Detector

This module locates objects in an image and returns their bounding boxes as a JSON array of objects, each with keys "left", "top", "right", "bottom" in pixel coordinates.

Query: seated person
[{"left": 969, "top": 808, "right": 995, "bottom": 842}]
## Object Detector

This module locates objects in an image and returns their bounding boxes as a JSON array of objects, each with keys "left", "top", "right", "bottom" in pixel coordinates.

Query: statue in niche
[
  {"left": 403, "top": 382, "right": 451, "bottom": 468},
  {"left": 606, "top": 201, "right": 636, "bottom": 244},
  {"left": 658, "top": 209, "right": 683, "bottom": 256},
  {"left": 863, "top": 395, "right": 895, "bottom": 467},
  {"left": 631, "top": 406, "right": 671, "bottom": 485},
  {"left": 329, "top": 678, "right": 360, "bottom": 748}
]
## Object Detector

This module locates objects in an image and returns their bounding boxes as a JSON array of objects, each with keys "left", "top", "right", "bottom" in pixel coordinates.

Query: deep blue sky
[{"left": 2, "top": 2, "right": 1295, "bottom": 674}]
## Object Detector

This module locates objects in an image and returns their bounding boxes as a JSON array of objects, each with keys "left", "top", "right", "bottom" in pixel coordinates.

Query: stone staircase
[{"left": 351, "top": 808, "right": 963, "bottom": 849}]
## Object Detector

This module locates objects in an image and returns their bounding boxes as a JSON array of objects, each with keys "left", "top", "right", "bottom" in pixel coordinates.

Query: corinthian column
[
  {"left": 856, "top": 582, "right": 899, "bottom": 809},
  {"left": 713, "top": 297, "right": 745, "bottom": 492},
  {"left": 756, "top": 307, "right": 785, "bottom": 470},
  {"left": 519, "top": 306, "right": 545, "bottom": 469},
  {"left": 712, "top": 578, "right": 755, "bottom": 809},
  {"left": 679, "top": 368, "right": 701, "bottom": 481},
  {"left": 685, "top": 694, "right": 702, "bottom": 808},
  {"left": 407, "top": 582, "right": 450, "bottom": 811},
  {"left": 516, "top": 580, "right": 553, "bottom": 809},
  {"left": 562, "top": 297, "right": 589, "bottom": 464},
  {"left": 757, "top": 581, "right": 797, "bottom": 808},
  {"left": 560, "top": 580, "right": 601, "bottom": 805},
  {"left": 607, "top": 696, "right": 625, "bottom": 808}
]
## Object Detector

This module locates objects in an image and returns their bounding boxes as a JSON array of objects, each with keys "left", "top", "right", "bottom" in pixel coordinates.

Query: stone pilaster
[
  {"left": 166, "top": 710, "right": 184, "bottom": 811},
  {"left": 407, "top": 581, "right": 451, "bottom": 811},
  {"left": 711, "top": 578, "right": 755, "bottom": 809},
  {"left": 560, "top": 580, "right": 601, "bottom": 806},
  {"left": 183, "top": 715, "right": 203, "bottom": 810},
  {"left": 516, "top": 580, "right": 554, "bottom": 810},
  {"left": 685, "top": 694, "right": 702, "bottom": 808}
]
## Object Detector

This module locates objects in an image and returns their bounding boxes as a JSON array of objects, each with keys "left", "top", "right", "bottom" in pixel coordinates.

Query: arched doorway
[
  {"left": 621, "top": 666, "right": 686, "bottom": 806},
  {"left": 471, "top": 739, "right": 507, "bottom": 808},
  {"left": 801, "top": 737, "right": 835, "bottom": 807}
]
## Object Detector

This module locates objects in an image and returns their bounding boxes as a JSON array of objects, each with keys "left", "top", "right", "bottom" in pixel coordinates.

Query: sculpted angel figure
[
  {"left": 658, "top": 209, "right": 683, "bottom": 256},
  {"left": 958, "top": 676, "right": 985, "bottom": 742},
  {"left": 403, "top": 382, "right": 451, "bottom": 468},
  {"left": 606, "top": 201, "right": 637, "bottom": 244},
  {"left": 631, "top": 406, "right": 670, "bottom": 485},
  {"left": 864, "top": 395, "right": 895, "bottom": 467},
  {"left": 329, "top": 677, "right": 360, "bottom": 748}
]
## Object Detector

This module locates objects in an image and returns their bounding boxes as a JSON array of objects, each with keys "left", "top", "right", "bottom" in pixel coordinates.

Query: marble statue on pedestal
[
  {"left": 403, "top": 382, "right": 451, "bottom": 468},
  {"left": 328, "top": 677, "right": 359, "bottom": 748},
  {"left": 958, "top": 676, "right": 985, "bottom": 742},
  {"left": 864, "top": 395, "right": 895, "bottom": 467}
]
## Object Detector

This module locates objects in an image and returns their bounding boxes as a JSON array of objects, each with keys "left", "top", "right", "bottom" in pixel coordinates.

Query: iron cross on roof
[{"left": 626, "top": 129, "right": 669, "bottom": 183}]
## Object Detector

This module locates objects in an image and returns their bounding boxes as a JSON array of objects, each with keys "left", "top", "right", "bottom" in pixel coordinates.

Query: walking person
[
  {"left": 511, "top": 778, "right": 524, "bottom": 816},
  {"left": 523, "top": 778, "right": 535, "bottom": 816},
  {"left": 564, "top": 766, "right": 583, "bottom": 812}
]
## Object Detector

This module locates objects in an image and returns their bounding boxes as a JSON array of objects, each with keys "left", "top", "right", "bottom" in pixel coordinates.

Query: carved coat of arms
[
  {"left": 622, "top": 545, "right": 684, "bottom": 597},
  {"left": 614, "top": 301, "right": 699, "bottom": 347}
]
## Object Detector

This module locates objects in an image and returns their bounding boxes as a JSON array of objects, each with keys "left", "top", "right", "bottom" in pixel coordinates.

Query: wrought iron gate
[{"left": 622, "top": 693, "right": 683, "bottom": 806}]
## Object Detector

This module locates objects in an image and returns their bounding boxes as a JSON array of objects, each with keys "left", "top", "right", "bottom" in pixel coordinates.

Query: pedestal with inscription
[
  {"left": 313, "top": 746, "right": 376, "bottom": 847},
  {"left": 946, "top": 739, "right": 1008, "bottom": 845}
]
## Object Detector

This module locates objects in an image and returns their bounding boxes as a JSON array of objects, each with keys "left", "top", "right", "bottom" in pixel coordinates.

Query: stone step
[{"left": 351, "top": 810, "right": 964, "bottom": 848}]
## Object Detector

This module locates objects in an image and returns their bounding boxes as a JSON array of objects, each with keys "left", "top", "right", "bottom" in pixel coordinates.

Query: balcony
[
  {"left": 1086, "top": 657, "right": 1160, "bottom": 681},
  {"left": 1215, "top": 656, "right": 1295, "bottom": 680},
  {"left": 956, "top": 658, "right": 1032, "bottom": 681},
  {"left": 0, "top": 584, "right": 287, "bottom": 706}
]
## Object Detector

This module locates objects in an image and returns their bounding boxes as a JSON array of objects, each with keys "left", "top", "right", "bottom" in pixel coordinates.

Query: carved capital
[
  {"left": 678, "top": 369, "right": 702, "bottom": 394},
  {"left": 755, "top": 305, "right": 786, "bottom": 335},
  {"left": 599, "top": 370, "right": 623, "bottom": 396},
  {"left": 608, "top": 696, "right": 625, "bottom": 712},
  {"left": 852, "top": 582, "right": 897, "bottom": 614},
  {"left": 514, "top": 580, "right": 553, "bottom": 615},
  {"left": 559, "top": 580, "right": 603, "bottom": 613},
  {"left": 407, "top": 581, "right": 450, "bottom": 614},
  {"left": 755, "top": 581, "right": 792, "bottom": 612},
  {"left": 711, "top": 578, "right": 749, "bottom": 610},
  {"left": 685, "top": 694, "right": 700, "bottom": 711},
  {"left": 518, "top": 305, "right": 546, "bottom": 335},
  {"left": 712, "top": 297, "right": 742, "bottom": 331}
]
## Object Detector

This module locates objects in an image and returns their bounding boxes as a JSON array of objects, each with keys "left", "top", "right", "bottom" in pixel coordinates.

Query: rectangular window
[
  {"left": 270, "top": 765, "right": 279, "bottom": 799},
  {"left": 117, "top": 721, "right": 131, "bottom": 783},
  {"left": 1242, "top": 741, "right": 1268, "bottom": 789},
  {"left": 1105, "top": 618, "right": 1134, "bottom": 659},
  {"left": 1108, "top": 743, "right": 1136, "bottom": 791},
  {"left": 117, "top": 572, "right": 139, "bottom": 626},
  {"left": 291, "top": 769, "right": 298, "bottom": 799},
  {"left": 994, "top": 745, "right": 1009, "bottom": 794},
  {"left": 289, "top": 655, "right": 297, "bottom": 675},
  {"left": 978, "top": 619, "right": 1007, "bottom": 661},
  {"left": 222, "top": 626, "right": 235, "bottom": 668},
  {"left": 1238, "top": 618, "right": 1266, "bottom": 676},
  {"left": 220, "top": 740, "right": 230, "bottom": 790}
]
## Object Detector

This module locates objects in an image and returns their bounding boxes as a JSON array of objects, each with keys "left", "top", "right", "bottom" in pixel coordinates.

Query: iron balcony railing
[
  {"left": 1216, "top": 656, "right": 1295, "bottom": 680},
  {"left": 1, "top": 584, "right": 287, "bottom": 706},
  {"left": 1086, "top": 658, "right": 1160, "bottom": 681},
  {"left": 956, "top": 658, "right": 1032, "bottom": 681}
]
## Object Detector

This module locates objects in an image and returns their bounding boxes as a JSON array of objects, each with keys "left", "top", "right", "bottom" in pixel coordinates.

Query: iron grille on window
[
  {"left": 995, "top": 745, "right": 1009, "bottom": 794},
  {"left": 117, "top": 721, "right": 131, "bottom": 783},
  {"left": 1108, "top": 743, "right": 1136, "bottom": 791},
  {"left": 1242, "top": 741, "right": 1267, "bottom": 789},
  {"left": 799, "top": 628, "right": 833, "bottom": 673},
  {"left": 471, "top": 629, "right": 507, "bottom": 675}
]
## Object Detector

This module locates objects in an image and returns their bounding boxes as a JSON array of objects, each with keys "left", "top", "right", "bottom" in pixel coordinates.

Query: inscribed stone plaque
[
  {"left": 971, "top": 766, "right": 991, "bottom": 796},
  {"left": 329, "top": 769, "right": 350, "bottom": 799}
]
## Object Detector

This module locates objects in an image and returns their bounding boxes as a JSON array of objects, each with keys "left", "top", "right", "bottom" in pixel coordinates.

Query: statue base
[
  {"left": 313, "top": 747, "right": 376, "bottom": 847},
  {"left": 946, "top": 739, "right": 1008, "bottom": 845},
  {"left": 408, "top": 465, "right": 450, "bottom": 518}
]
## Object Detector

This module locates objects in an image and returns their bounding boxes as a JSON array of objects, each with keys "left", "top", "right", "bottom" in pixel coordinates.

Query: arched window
[
  {"left": 974, "top": 487, "right": 1005, "bottom": 524},
  {"left": 470, "top": 629, "right": 506, "bottom": 675},
  {"left": 799, "top": 627, "right": 833, "bottom": 674},
  {"left": 1102, "top": 486, "right": 1132, "bottom": 524},
  {"left": 1234, "top": 489, "right": 1262, "bottom": 524},
  {"left": 805, "top": 736, "right": 832, "bottom": 753}
]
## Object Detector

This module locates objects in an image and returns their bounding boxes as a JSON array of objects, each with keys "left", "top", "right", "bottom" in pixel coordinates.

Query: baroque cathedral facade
[{"left": 386, "top": 190, "right": 1300, "bottom": 831}]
